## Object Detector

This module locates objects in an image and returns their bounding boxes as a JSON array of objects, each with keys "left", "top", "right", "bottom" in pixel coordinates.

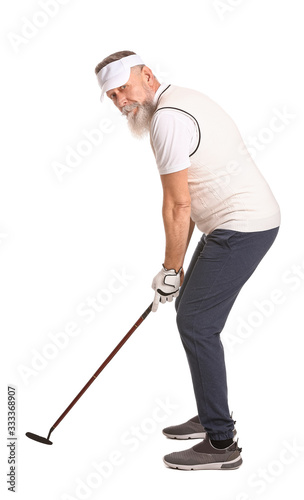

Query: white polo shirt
[{"left": 149, "top": 83, "right": 281, "bottom": 234}]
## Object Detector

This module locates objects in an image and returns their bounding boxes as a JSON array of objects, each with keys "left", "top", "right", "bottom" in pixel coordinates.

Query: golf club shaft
[{"left": 47, "top": 302, "right": 153, "bottom": 438}]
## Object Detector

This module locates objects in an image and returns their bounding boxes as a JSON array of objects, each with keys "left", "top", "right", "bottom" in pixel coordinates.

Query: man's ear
[{"left": 141, "top": 66, "right": 154, "bottom": 87}]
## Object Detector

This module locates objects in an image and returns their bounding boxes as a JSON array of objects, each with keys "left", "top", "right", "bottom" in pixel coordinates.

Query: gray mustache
[{"left": 121, "top": 103, "right": 141, "bottom": 116}]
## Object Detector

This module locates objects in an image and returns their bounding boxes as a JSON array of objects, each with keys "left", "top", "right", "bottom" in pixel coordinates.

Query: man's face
[{"left": 106, "top": 67, "right": 157, "bottom": 137}]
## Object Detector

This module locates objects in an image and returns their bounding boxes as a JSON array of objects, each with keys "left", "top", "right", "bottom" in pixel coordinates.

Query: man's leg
[
  {"left": 175, "top": 227, "right": 279, "bottom": 441},
  {"left": 175, "top": 233, "right": 207, "bottom": 311}
]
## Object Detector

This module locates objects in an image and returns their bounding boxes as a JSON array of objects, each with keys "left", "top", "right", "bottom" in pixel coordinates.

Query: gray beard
[{"left": 122, "top": 100, "right": 157, "bottom": 138}]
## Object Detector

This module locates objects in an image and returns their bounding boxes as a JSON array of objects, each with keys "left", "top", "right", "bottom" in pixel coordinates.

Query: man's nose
[{"left": 117, "top": 93, "right": 128, "bottom": 109}]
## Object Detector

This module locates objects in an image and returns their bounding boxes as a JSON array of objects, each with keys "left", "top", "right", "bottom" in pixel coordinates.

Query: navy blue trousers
[{"left": 175, "top": 227, "right": 279, "bottom": 440}]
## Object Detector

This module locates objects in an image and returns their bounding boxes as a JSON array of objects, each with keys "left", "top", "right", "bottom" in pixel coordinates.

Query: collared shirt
[{"left": 149, "top": 83, "right": 280, "bottom": 234}]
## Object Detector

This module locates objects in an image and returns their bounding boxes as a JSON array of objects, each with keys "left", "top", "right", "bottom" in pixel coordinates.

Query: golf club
[{"left": 26, "top": 302, "right": 153, "bottom": 445}]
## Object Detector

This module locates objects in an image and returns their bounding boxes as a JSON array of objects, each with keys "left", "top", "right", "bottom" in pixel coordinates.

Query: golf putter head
[{"left": 26, "top": 432, "right": 53, "bottom": 445}]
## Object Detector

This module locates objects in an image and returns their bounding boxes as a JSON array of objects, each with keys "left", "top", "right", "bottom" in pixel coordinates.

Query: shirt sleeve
[{"left": 150, "top": 109, "right": 197, "bottom": 175}]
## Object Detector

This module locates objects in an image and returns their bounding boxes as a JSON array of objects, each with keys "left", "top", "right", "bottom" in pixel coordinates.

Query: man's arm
[{"left": 160, "top": 168, "right": 192, "bottom": 278}]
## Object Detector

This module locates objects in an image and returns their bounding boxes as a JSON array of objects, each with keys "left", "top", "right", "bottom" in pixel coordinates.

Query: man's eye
[{"left": 120, "top": 85, "right": 126, "bottom": 90}]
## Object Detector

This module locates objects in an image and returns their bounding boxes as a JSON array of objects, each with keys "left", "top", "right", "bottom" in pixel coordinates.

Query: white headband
[{"left": 96, "top": 54, "right": 145, "bottom": 102}]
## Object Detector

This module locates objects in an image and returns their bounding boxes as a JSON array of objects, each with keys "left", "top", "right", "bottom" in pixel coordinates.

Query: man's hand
[{"left": 151, "top": 265, "right": 182, "bottom": 312}]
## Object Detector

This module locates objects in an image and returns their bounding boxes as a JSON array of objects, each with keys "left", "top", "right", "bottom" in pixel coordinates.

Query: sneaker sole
[
  {"left": 162, "top": 431, "right": 207, "bottom": 440},
  {"left": 162, "top": 429, "right": 237, "bottom": 440},
  {"left": 163, "top": 456, "right": 243, "bottom": 471}
]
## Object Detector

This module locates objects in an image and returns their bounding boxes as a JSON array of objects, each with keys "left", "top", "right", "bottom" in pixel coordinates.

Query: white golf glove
[{"left": 151, "top": 265, "right": 182, "bottom": 312}]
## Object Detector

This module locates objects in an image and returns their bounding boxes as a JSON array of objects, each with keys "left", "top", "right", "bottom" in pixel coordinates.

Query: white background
[{"left": 1, "top": 0, "right": 304, "bottom": 499}]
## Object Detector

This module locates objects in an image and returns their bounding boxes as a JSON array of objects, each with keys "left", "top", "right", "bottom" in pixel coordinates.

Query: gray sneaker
[
  {"left": 163, "top": 415, "right": 236, "bottom": 440},
  {"left": 163, "top": 436, "right": 243, "bottom": 470},
  {"left": 162, "top": 416, "right": 207, "bottom": 440}
]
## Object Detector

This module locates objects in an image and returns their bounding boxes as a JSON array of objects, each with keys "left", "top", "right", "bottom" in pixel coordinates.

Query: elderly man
[{"left": 95, "top": 51, "right": 280, "bottom": 471}]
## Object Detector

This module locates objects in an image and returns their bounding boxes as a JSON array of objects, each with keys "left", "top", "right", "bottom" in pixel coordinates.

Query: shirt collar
[{"left": 153, "top": 82, "right": 170, "bottom": 104}]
